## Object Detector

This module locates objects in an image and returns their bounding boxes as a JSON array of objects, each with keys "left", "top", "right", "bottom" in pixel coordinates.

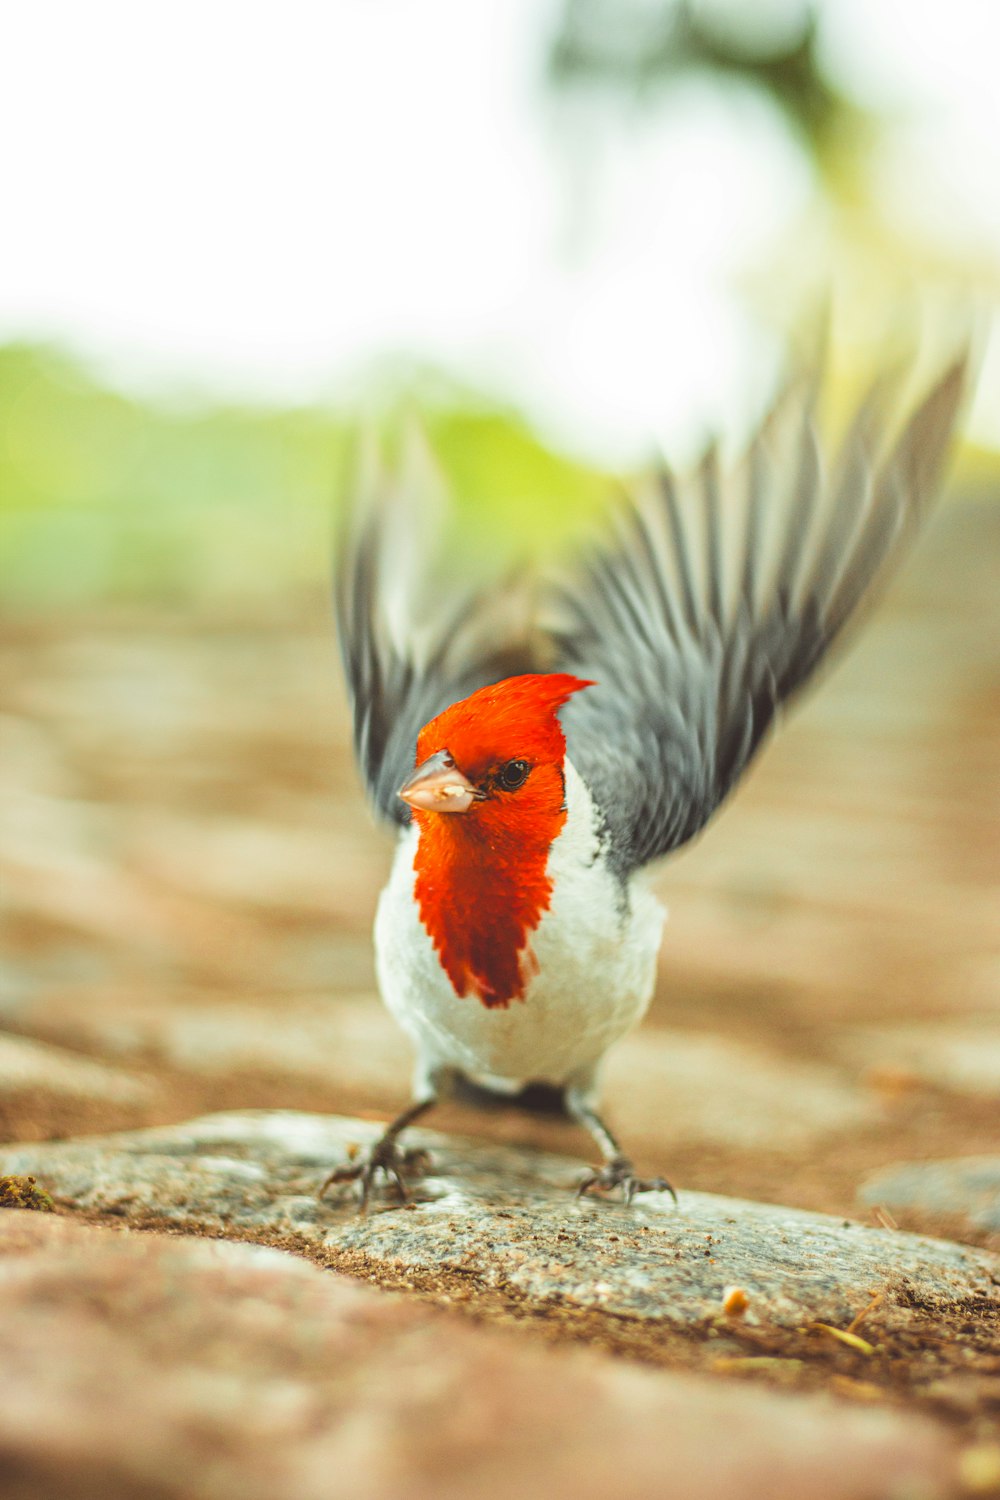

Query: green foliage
[
  {"left": 428, "top": 406, "right": 609, "bottom": 557},
  {"left": 0, "top": 344, "right": 609, "bottom": 607},
  {"left": 0, "top": 343, "right": 349, "bottom": 605},
  {"left": 548, "top": 0, "right": 870, "bottom": 172}
]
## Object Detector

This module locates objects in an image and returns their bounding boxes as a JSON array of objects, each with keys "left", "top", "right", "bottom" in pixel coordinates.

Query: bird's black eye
[{"left": 497, "top": 758, "right": 530, "bottom": 791}]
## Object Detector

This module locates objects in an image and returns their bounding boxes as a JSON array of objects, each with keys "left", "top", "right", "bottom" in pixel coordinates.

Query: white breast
[{"left": 373, "top": 760, "right": 665, "bottom": 1093}]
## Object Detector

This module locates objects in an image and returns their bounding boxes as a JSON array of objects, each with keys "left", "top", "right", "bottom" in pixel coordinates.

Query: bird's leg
[
  {"left": 566, "top": 1086, "right": 677, "bottom": 1207},
  {"left": 319, "top": 1062, "right": 457, "bottom": 1211},
  {"left": 319, "top": 1095, "right": 437, "bottom": 1213}
]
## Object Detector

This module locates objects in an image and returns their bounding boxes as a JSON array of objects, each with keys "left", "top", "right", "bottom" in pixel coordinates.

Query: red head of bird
[{"left": 399, "top": 673, "right": 592, "bottom": 1008}]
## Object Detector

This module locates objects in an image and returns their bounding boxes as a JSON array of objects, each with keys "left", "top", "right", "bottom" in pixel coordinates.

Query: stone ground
[{"left": 0, "top": 494, "right": 999, "bottom": 1496}]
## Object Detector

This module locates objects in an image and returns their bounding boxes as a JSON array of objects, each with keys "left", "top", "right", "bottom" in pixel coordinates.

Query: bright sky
[{"left": 3, "top": 0, "right": 998, "bottom": 459}]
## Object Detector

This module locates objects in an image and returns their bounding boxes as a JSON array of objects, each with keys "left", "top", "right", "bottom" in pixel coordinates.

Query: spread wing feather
[
  {"left": 336, "top": 357, "right": 967, "bottom": 852},
  {"left": 555, "top": 355, "right": 968, "bottom": 871},
  {"left": 335, "top": 431, "right": 548, "bottom": 825}
]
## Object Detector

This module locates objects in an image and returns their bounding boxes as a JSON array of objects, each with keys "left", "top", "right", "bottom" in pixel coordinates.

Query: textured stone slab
[
  {"left": 0, "top": 1210, "right": 966, "bottom": 1500},
  {"left": 601, "top": 1028, "right": 876, "bottom": 1149},
  {"left": 2, "top": 1111, "right": 996, "bottom": 1337},
  {"left": 0, "top": 987, "right": 877, "bottom": 1150},
  {"left": 838, "top": 1019, "right": 1000, "bottom": 1097},
  {"left": 860, "top": 1157, "right": 1000, "bottom": 1236},
  {"left": 0, "top": 1033, "right": 157, "bottom": 1107}
]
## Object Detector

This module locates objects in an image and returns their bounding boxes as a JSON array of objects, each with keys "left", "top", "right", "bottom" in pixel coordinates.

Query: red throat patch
[{"left": 409, "top": 674, "right": 591, "bottom": 1009}]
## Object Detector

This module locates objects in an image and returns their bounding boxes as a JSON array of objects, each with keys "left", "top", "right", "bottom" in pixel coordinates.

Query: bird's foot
[
  {"left": 576, "top": 1154, "right": 677, "bottom": 1207},
  {"left": 319, "top": 1136, "right": 432, "bottom": 1212}
]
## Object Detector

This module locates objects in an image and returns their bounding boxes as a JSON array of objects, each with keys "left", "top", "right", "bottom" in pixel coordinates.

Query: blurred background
[{"left": 1, "top": 1, "right": 998, "bottom": 1221}]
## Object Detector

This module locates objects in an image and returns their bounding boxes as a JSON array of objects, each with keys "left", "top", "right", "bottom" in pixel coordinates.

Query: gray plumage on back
[{"left": 336, "top": 357, "right": 968, "bottom": 855}]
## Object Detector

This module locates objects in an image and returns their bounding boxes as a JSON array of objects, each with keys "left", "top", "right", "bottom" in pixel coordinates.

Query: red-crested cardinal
[{"left": 322, "top": 355, "right": 968, "bottom": 1208}]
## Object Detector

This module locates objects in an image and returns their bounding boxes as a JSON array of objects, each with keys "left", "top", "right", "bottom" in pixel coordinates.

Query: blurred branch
[{"left": 548, "top": 0, "right": 872, "bottom": 170}]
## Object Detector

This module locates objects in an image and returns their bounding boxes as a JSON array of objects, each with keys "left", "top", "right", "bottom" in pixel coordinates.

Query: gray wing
[
  {"left": 554, "top": 355, "right": 969, "bottom": 874},
  {"left": 336, "top": 432, "right": 548, "bottom": 826}
]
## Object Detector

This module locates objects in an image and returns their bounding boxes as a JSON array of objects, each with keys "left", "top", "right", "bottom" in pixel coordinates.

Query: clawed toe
[
  {"left": 576, "top": 1155, "right": 677, "bottom": 1207},
  {"left": 319, "top": 1139, "right": 431, "bottom": 1212}
]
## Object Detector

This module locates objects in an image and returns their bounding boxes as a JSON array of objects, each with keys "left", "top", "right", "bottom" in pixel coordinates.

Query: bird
[{"left": 321, "top": 351, "right": 968, "bottom": 1209}]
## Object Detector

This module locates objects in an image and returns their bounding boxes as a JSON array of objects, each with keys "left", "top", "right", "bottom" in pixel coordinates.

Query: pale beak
[{"left": 398, "top": 749, "right": 479, "bottom": 814}]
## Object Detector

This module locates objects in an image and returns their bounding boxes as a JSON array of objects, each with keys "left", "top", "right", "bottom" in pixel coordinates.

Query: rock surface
[
  {"left": 0, "top": 988, "right": 878, "bottom": 1150},
  {"left": 839, "top": 1020, "right": 1000, "bottom": 1099},
  {"left": 0, "top": 1032, "right": 158, "bottom": 1108},
  {"left": 0, "top": 1209, "right": 972, "bottom": 1500},
  {"left": 860, "top": 1157, "right": 1000, "bottom": 1238},
  {"left": 2, "top": 1110, "right": 997, "bottom": 1342}
]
